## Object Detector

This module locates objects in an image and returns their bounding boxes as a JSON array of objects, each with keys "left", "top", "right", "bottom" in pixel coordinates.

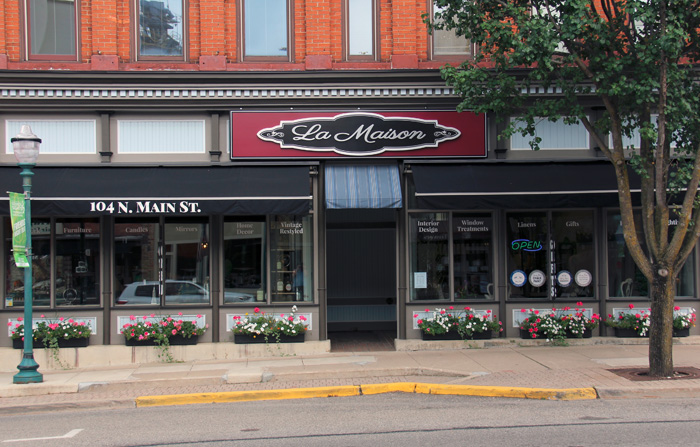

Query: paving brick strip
[{"left": 2, "top": 338, "right": 700, "bottom": 411}]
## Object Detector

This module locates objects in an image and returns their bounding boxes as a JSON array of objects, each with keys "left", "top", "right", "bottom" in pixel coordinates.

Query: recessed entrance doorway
[{"left": 326, "top": 209, "right": 397, "bottom": 351}]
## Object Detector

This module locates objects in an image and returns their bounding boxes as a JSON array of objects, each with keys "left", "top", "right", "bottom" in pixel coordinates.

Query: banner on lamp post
[{"left": 9, "top": 192, "right": 29, "bottom": 268}]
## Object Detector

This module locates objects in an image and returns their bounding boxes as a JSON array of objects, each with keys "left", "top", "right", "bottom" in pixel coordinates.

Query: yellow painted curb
[
  {"left": 136, "top": 385, "right": 360, "bottom": 408},
  {"left": 361, "top": 382, "right": 418, "bottom": 395},
  {"left": 135, "top": 382, "right": 598, "bottom": 407},
  {"left": 413, "top": 383, "right": 598, "bottom": 400}
]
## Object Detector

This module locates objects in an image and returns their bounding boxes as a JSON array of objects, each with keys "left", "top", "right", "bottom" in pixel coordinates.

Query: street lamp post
[{"left": 12, "top": 125, "right": 42, "bottom": 384}]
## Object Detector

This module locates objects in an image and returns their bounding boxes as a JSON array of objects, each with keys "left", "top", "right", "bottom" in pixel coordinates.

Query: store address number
[{"left": 89, "top": 201, "right": 202, "bottom": 214}]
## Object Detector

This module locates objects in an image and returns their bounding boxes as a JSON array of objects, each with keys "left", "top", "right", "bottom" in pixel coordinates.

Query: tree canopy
[{"left": 429, "top": 0, "right": 700, "bottom": 376}]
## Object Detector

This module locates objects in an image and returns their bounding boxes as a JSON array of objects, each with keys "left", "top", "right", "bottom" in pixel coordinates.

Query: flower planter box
[
  {"left": 12, "top": 339, "right": 45, "bottom": 349},
  {"left": 57, "top": 337, "right": 90, "bottom": 348},
  {"left": 565, "top": 328, "right": 593, "bottom": 339},
  {"left": 613, "top": 327, "right": 648, "bottom": 338},
  {"left": 464, "top": 331, "right": 493, "bottom": 340},
  {"left": 125, "top": 334, "right": 199, "bottom": 346},
  {"left": 673, "top": 328, "right": 690, "bottom": 337},
  {"left": 233, "top": 333, "right": 305, "bottom": 344},
  {"left": 520, "top": 328, "right": 542, "bottom": 339},
  {"left": 420, "top": 331, "right": 462, "bottom": 341},
  {"left": 12, "top": 337, "right": 89, "bottom": 349}
]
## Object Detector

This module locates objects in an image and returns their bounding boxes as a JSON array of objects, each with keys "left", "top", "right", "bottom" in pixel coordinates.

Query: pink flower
[
  {"left": 17, "top": 317, "right": 23, "bottom": 322},
  {"left": 130, "top": 315, "right": 136, "bottom": 321},
  {"left": 150, "top": 313, "right": 155, "bottom": 318},
  {"left": 172, "top": 329, "right": 177, "bottom": 335},
  {"left": 417, "top": 319, "right": 423, "bottom": 324},
  {"left": 167, "top": 317, "right": 173, "bottom": 322},
  {"left": 196, "top": 314, "right": 202, "bottom": 318},
  {"left": 68, "top": 319, "right": 74, "bottom": 323},
  {"left": 254, "top": 307, "right": 260, "bottom": 313},
  {"left": 178, "top": 312, "right": 183, "bottom": 316},
  {"left": 425, "top": 309, "right": 429, "bottom": 312},
  {"left": 413, "top": 314, "right": 418, "bottom": 318},
  {"left": 629, "top": 304, "right": 635, "bottom": 309},
  {"left": 6, "top": 322, "right": 11, "bottom": 326},
  {"left": 40, "top": 314, "right": 45, "bottom": 318},
  {"left": 674, "top": 306, "right": 681, "bottom": 311}
]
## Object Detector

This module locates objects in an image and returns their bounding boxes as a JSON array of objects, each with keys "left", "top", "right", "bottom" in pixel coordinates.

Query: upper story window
[
  {"left": 431, "top": 3, "right": 471, "bottom": 59},
  {"left": 6, "top": 120, "right": 96, "bottom": 154},
  {"left": 25, "top": 0, "right": 79, "bottom": 61},
  {"left": 117, "top": 120, "right": 205, "bottom": 154},
  {"left": 344, "top": 0, "right": 377, "bottom": 61},
  {"left": 240, "top": 0, "right": 291, "bottom": 61},
  {"left": 136, "top": 0, "right": 186, "bottom": 60},
  {"left": 510, "top": 117, "right": 589, "bottom": 150}
]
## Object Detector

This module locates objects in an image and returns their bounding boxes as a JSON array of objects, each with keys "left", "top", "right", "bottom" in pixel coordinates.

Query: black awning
[
  {"left": 0, "top": 166, "right": 311, "bottom": 216},
  {"left": 411, "top": 161, "right": 641, "bottom": 209}
]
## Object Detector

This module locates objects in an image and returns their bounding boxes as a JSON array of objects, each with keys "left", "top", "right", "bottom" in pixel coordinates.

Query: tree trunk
[{"left": 648, "top": 271, "right": 675, "bottom": 377}]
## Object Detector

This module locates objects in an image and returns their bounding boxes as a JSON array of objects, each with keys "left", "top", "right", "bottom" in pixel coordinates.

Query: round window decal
[
  {"left": 556, "top": 270, "right": 572, "bottom": 288},
  {"left": 529, "top": 270, "right": 546, "bottom": 288},
  {"left": 575, "top": 269, "right": 592, "bottom": 287},
  {"left": 510, "top": 270, "right": 527, "bottom": 287}
]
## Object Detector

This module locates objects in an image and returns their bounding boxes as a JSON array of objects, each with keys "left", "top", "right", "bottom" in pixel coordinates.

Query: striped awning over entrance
[{"left": 325, "top": 165, "right": 402, "bottom": 209}]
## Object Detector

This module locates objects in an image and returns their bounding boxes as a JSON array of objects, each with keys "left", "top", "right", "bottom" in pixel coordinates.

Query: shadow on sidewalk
[{"left": 329, "top": 331, "right": 395, "bottom": 352}]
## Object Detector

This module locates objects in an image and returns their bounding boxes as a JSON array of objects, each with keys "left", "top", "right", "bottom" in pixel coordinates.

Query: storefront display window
[
  {"left": 164, "top": 221, "right": 210, "bottom": 305},
  {"left": 270, "top": 215, "right": 313, "bottom": 303},
  {"left": 506, "top": 212, "right": 548, "bottom": 299},
  {"left": 114, "top": 219, "right": 211, "bottom": 305},
  {"left": 114, "top": 220, "right": 160, "bottom": 305},
  {"left": 453, "top": 213, "right": 493, "bottom": 299},
  {"left": 507, "top": 211, "right": 595, "bottom": 299},
  {"left": 4, "top": 218, "right": 99, "bottom": 308},
  {"left": 607, "top": 210, "right": 695, "bottom": 297},
  {"left": 552, "top": 211, "right": 595, "bottom": 298},
  {"left": 55, "top": 218, "right": 100, "bottom": 306},
  {"left": 409, "top": 213, "right": 449, "bottom": 300},
  {"left": 224, "top": 219, "right": 265, "bottom": 303}
]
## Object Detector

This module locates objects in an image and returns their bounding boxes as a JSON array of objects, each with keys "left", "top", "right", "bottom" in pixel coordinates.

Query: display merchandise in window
[
  {"left": 453, "top": 213, "right": 493, "bottom": 299},
  {"left": 607, "top": 210, "right": 696, "bottom": 298},
  {"left": 409, "top": 213, "right": 450, "bottom": 300},
  {"left": 270, "top": 215, "right": 313, "bottom": 303},
  {"left": 224, "top": 220, "right": 265, "bottom": 303},
  {"left": 4, "top": 218, "right": 99, "bottom": 308},
  {"left": 506, "top": 211, "right": 595, "bottom": 300},
  {"left": 114, "top": 219, "right": 211, "bottom": 306}
]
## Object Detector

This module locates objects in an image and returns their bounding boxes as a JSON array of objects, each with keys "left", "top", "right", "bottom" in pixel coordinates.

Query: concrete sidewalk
[{"left": 2, "top": 338, "right": 700, "bottom": 412}]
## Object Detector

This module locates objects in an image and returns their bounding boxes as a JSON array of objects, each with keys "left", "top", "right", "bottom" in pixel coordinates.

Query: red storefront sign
[{"left": 230, "top": 111, "right": 486, "bottom": 159}]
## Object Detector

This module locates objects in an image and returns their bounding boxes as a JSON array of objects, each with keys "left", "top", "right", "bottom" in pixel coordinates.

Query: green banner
[{"left": 9, "top": 192, "right": 29, "bottom": 268}]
